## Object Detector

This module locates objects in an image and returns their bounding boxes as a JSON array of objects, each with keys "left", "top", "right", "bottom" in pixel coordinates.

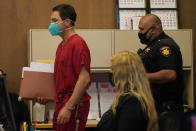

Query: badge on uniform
[{"left": 159, "top": 46, "right": 171, "bottom": 57}]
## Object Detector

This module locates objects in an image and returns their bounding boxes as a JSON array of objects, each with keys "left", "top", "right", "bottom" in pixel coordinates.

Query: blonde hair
[{"left": 110, "top": 51, "right": 158, "bottom": 131}]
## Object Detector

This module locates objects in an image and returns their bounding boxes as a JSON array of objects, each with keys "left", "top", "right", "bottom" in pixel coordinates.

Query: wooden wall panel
[
  {"left": 179, "top": 0, "right": 196, "bottom": 106},
  {"left": 0, "top": 0, "right": 116, "bottom": 93}
]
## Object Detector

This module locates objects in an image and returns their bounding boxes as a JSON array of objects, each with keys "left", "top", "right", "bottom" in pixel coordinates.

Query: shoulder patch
[{"left": 159, "top": 46, "right": 171, "bottom": 57}]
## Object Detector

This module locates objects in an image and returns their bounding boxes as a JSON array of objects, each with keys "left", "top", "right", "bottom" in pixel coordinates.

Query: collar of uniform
[{"left": 151, "top": 32, "right": 166, "bottom": 44}]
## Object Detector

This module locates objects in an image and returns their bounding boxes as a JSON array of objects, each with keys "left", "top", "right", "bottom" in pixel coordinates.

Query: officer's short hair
[{"left": 152, "top": 14, "right": 163, "bottom": 30}]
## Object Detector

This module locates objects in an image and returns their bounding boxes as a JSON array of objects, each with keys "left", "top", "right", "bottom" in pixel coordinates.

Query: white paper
[
  {"left": 98, "top": 82, "right": 116, "bottom": 116},
  {"left": 87, "top": 82, "right": 97, "bottom": 92},
  {"left": 100, "top": 92, "right": 116, "bottom": 116},
  {"left": 87, "top": 82, "right": 116, "bottom": 119},
  {"left": 22, "top": 67, "right": 39, "bottom": 78},
  {"left": 150, "top": 0, "right": 176, "bottom": 8},
  {"left": 30, "top": 62, "right": 54, "bottom": 73},
  {"left": 22, "top": 62, "right": 54, "bottom": 78},
  {"left": 119, "top": 10, "right": 145, "bottom": 30},
  {"left": 87, "top": 82, "right": 99, "bottom": 120},
  {"left": 151, "top": 10, "right": 178, "bottom": 30},
  {"left": 88, "top": 92, "right": 99, "bottom": 120},
  {"left": 119, "top": 0, "right": 145, "bottom": 8},
  {"left": 132, "top": 16, "right": 142, "bottom": 30},
  {"left": 33, "top": 102, "right": 45, "bottom": 122}
]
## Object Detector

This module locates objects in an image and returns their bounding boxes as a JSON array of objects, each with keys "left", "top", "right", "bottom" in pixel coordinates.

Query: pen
[
  {"left": 23, "top": 122, "right": 26, "bottom": 131},
  {"left": 20, "top": 124, "right": 22, "bottom": 131}
]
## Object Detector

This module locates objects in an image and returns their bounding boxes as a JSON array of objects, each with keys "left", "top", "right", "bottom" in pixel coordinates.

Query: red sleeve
[{"left": 72, "top": 39, "right": 91, "bottom": 78}]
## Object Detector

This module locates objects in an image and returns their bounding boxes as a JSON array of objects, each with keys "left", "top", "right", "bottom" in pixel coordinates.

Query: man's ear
[
  {"left": 149, "top": 25, "right": 157, "bottom": 35},
  {"left": 64, "top": 19, "right": 72, "bottom": 26},
  {"left": 146, "top": 27, "right": 153, "bottom": 38}
]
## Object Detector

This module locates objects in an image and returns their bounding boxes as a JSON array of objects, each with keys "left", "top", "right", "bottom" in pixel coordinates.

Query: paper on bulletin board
[
  {"left": 119, "top": 10, "right": 145, "bottom": 30},
  {"left": 132, "top": 16, "right": 142, "bottom": 30},
  {"left": 118, "top": 0, "right": 145, "bottom": 8},
  {"left": 150, "top": 0, "right": 177, "bottom": 8},
  {"left": 151, "top": 10, "right": 178, "bottom": 30}
]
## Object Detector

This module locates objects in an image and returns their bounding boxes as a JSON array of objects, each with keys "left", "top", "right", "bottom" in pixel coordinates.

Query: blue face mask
[{"left": 48, "top": 23, "right": 62, "bottom": 36}]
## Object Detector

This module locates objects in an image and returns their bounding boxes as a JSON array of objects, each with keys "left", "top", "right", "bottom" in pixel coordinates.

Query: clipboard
[{"left": 19, "top": 71, "right": 55, "bottom": 101}]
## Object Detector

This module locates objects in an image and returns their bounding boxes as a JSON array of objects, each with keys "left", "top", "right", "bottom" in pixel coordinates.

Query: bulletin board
[
  {"left": 119, "top": 10, "right": 145, "bottom": 30},
  {"left": 151, "top": 10, "right": 178, "bottom": 30},
  {"left": 118, "top": 0, "right": 145, "bottom": 8},
  {"left": 150, "top": 0, "right": 177, "bottom": 8},
  {"left": 117, "top": 0, "right": 178, "bottom": 30}
]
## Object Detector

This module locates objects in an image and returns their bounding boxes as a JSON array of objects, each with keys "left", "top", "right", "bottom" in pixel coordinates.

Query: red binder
[{"left": 19, "top": 71, "right": 55, "bottom": 101}]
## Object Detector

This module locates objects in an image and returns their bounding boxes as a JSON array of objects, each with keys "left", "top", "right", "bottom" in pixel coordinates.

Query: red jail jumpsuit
[{"left": 53, "top": 34, "right": 91, "bottom": 131}]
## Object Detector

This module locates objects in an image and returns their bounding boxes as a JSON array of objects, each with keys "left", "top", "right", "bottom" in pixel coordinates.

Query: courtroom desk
[{"left": 36, "top": 119, "right": 98, "bottom": 130}]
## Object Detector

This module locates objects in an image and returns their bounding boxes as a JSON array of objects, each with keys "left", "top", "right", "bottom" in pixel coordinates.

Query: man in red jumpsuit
[{"left": 39, "top": 4, "right": 91, "bottom": 131}]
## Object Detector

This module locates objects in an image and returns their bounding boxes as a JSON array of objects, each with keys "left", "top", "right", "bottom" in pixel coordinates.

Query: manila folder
[{"left": 19, "top": 71, "right": 55, "bottom": 101}]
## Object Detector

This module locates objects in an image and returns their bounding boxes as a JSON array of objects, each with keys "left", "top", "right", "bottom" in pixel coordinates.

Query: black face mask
[{"left": 138, "top": 27, "right": 152, "bottom": 45}]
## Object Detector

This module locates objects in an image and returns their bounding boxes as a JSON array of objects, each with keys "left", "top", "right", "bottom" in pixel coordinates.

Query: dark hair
[
  {"left": 52, "top": 4, "right": 77, "bottom": 26},
  {"left": 159, "top": 112, "right": 181, "bottom": 131}
]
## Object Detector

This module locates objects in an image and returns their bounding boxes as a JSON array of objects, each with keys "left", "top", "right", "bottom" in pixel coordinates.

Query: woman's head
[
  {"left": 110, "top": 51, "right": 148, "bottom": 94},
  {"left": 110, "top": 51, "right": 158, "bottom": 131}
]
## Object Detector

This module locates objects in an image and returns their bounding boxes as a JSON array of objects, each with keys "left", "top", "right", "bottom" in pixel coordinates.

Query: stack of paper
[
  {"left": 87, "top": 82, "right": 116, "bottom": 120},
  {"left": 19, "top": 62, "right": 55, "bottom": 101},
  {"left": 87, "top": 82, "right": 99, "bottom": 120}
]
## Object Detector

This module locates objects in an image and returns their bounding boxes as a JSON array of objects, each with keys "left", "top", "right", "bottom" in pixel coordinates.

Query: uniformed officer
[{"left": 137, "top": 14, "right": 184, "bottom": 114}]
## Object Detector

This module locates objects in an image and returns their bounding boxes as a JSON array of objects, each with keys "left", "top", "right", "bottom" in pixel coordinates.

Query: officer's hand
[
  {"left": 57, "top": 106, "right": 71, "bottom": 124},
  {"left": 35, "top": 97, "right": 49, "bottom": 105}
]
